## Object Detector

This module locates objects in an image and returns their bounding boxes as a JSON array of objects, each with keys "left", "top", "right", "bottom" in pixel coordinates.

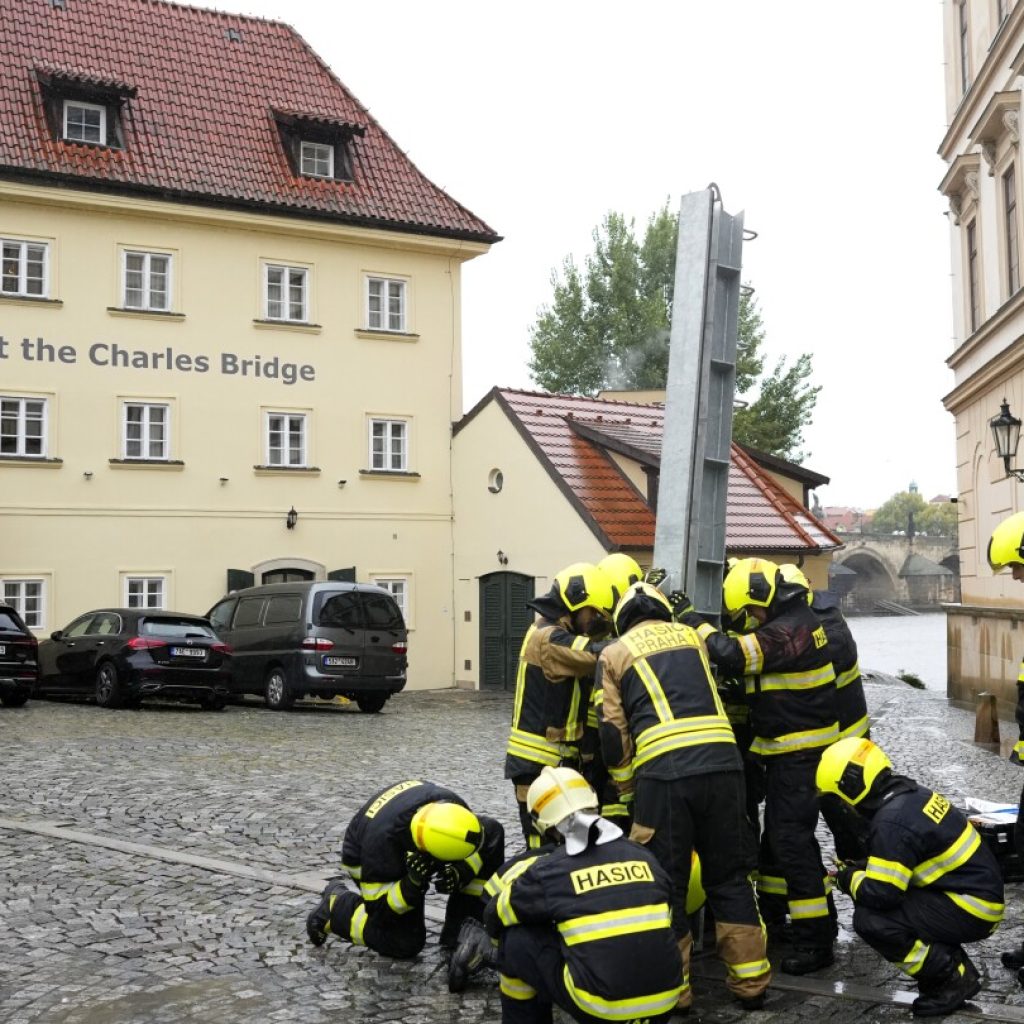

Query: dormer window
[
  {"left": 300, "top": 141, "right": 334, "bottom": 178},
  {"left": 63, "top": 100, "right": 106, "bottom": 144}
]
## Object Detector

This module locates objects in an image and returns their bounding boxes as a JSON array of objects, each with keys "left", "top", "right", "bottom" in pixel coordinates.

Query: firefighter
[
  {"left": 985, "top": 510, "right": 1024, "bottom": 975},
  {"left": 596, "top": 581, "right": 771, "bottom": 1012},
  {"left": 675, "top": 556, "right": 838, "bottom": 975},
  {"left": 779, "top": 563, "right": 870, "bottom": 862},
  {"left": 817, "top": 737, "right": 1003, "bottom": 1017},
  {"left": 305, "top": 780, "right": 505, "bottom": 958},
  {"left": 504, "top": 562, "right": 615, "bottom": 847},
  {"left": 484, "top": 765, "right": 684, "bottom": 1024}
]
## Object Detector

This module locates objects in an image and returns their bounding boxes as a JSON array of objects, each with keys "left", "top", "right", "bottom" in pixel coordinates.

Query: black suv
[
  {"left": 207, "top": 581, "right": 408, "bottom": 712},
  {"left": 0, "top": 603, "right": 37, "bottom": 706}
]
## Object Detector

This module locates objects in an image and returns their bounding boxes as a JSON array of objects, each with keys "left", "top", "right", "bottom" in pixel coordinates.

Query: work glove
[
  {"left": 406, "top": 851, "right": 440, "bottom": 890},
  {"left": 435, "top": 860, "right": 476, "bottom": 895},
  {"left": 668, "top": 591, "right": 694, "bottom": 618},
  {"left": 717, "top": 677, "right": 746, "bottom": 704},
  {"left": 644, "top": 567, "right": 667, "bottom": 588},
  {"left": 833, "top": 859, "right": 865, "bottom": 896}
]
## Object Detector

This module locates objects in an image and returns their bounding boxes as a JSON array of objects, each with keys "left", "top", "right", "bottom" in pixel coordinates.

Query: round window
[{"left": 488, "top": 468, "right": 504, "bottom": 494}]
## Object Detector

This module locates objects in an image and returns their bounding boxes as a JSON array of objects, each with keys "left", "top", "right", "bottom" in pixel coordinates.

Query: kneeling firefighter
[
  {"left": 306, "top": 780, "right": 505, "bottom": 958},
  {"left": 484, "top": 766, "right": 684, "bottom": 1024},
  {"left": 818, "top": 738, "right": 1004, "bottom": 1017}
]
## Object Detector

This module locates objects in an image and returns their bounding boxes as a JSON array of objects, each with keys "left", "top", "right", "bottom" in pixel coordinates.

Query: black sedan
[
  {"left": 0, "top": 602, "right": 37, "bottom": 707},
  {"left": 35, "top": 609, "right": 232, "bottom": 710}
]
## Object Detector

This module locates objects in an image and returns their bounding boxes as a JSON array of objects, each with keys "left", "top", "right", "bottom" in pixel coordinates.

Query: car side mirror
[{"left": 50, "top": 630, "right": 64, "bottom": 641}]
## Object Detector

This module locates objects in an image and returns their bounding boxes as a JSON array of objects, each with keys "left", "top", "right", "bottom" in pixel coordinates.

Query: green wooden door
[{"left": 479, "top": 571, "right": 535, "bottom": 690}]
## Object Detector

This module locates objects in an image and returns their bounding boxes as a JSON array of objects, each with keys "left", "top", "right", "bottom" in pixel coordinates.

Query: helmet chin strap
[{"left": 556, "top": 811, "right": 622, "bottom": 855}]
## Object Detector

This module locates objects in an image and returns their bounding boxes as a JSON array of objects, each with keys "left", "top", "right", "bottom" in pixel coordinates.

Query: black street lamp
[
  {"left": 990, "top": 398, "right": 1024, "bottom": 481},
  {"left": 286, "top": 506, "right": 298, "bottom": 529}
]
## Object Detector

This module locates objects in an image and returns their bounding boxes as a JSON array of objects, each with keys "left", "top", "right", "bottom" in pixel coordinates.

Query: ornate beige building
[{"left": 940, "top": 0, "right": 1024, "bottom": 706}]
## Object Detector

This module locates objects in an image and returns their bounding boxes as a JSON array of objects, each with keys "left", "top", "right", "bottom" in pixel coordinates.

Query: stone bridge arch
[{"left": 834, "top": 550, "right": 898, "bottom": 611}]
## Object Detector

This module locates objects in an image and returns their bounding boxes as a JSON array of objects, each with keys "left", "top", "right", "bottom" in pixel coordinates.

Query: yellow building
[{"left": 0, "top": 0, "right": 497, "bottom": 690}]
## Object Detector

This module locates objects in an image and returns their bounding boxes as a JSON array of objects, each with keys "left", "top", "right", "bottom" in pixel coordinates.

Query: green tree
[
  {"left": 870, "top": 492, "right": 957, "bottom": 538},
  {"left": 527, "top": 202, "right": 819, "bottom": 461}
]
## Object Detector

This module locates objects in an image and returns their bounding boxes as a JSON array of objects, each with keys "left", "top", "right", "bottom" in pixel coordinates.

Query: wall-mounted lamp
[
  {"left": 286, "top": 506, "right": 298, "bottom": 529},
  {"left": 337, "top": 479, "right": 347, "bottom": 487},
  {"left": 83, "top": 470, "right": 93, "bottom": 479},
  {"left": 990, "top": 398, "right": 1024, "bottom": 481},
  {"left": 219, "top": 477, "right": 229, "bottom": 484},
  {"left": 497, "top": 550, "right": 509, "bottom": 566}
]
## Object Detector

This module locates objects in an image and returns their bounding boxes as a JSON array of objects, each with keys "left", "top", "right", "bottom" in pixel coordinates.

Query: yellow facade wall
[{"left": 0, "top": 185, "right": 488, "bottom": 690}]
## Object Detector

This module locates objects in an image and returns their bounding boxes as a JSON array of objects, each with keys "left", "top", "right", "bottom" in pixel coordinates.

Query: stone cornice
[
  {"left": 969, "top": 90, "right": 1022, "bottom": 174},
  {"left": 943, "top": 310, "right": 1024, "bottom": 414},
  {"left": 938, "top": 152, "right": 981, "bottom": 224}
]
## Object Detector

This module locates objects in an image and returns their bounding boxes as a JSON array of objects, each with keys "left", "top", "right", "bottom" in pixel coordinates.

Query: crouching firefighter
[
  {"left": 597, "top": 581, "right": 770, "bottom": 1013},
  {"left": 483, "top": 766, "right": 685, "bottom": 1024},
  {"left": 305, "top": 780, "right": 505, "bottom": 958},
  {"left": 817, "top": 738, "right": 1004, "bottom": 1017}
]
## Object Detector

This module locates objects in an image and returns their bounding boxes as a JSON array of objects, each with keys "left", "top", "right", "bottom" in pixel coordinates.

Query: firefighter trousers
[
  {"left": 497, "top": 924, "right": 676, "bottom": 1024},
  {"left": 852, "top": 888, "right": 996, "bottom": 984},
  {"left": 758, "top": 752, "right": 834, "bottom": 950},
  {"left": 631, "top": 772, "right": 770, "bottom": 1002}
]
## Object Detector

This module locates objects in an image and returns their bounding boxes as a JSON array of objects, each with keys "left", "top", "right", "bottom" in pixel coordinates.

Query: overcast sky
[{"left": 229, "top": 0, "right": 953, "bottom": 509}]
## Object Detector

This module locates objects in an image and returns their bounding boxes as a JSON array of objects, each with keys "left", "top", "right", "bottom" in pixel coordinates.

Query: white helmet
[{"left": 526, "top": 766, "right": 598, "bottom": 834}]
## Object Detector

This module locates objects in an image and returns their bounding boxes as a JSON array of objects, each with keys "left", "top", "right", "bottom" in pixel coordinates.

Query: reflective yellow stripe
[
  {"left": 609, "top": 762, "right": 635, "bottom": 783},
  {"left": 912, "top": 826, "right": 980, "bottom": 886},
  {"left": 838, "top": 715, "right": 870, "bottom": 740},
  {"left": 510, "top": 625, "right": 537, "bottom": 728},
  {"left": 789, "top": 896, "right": 829, "bottom": 920},
  {"left": 945, "top": 891, "right": 1005, "bottom": 923},
  {"left": 465, "top": 851, "right": 483, "bottom": 875},
  {"left": 601, "top": 802, "right": 630, "bottom": 817},
  {"left": 865, "top": 857, "right": 911, "bottom": 890},
  {"left": 462, "top": 879, "right": 485, "bottom": 897},
  {"left": 500, "top": 975, "right": 537, "bottom": 1000},
  {"left": 556, "top": 903, "right": 672, "bottom": 945},
  {"left": 562, "top": 964, "right": 683, "bottom": 1020},
  {"left": 756, "top": 874, "right": 787, "bottom": 896},
  {"left": 634, "top": 723, "right": 736, "bottom": 768},
  {"left": 359, "top": 880, "right": 387, "bottom": 900},
  {"left": 564, "top": 638, "right": 587, "bottom": 738},
  {"left": 387, "top": 880, "right": 413, "bottom": 913},
  {"left": 758, "top": 666, "right": 835, "bottom": 692},
  {"left": 749, "top": 722, "right": 839, "bottom": 755},
  {"left": 506, "top": 727, "right": 562, "bottom": 767},
  {"left": 836, "top": 663, "right": 860, "bottom": 689},
  {"left": 1013, "top": 739, "right": 1024, "bottom": 760},
  {"left": 695, "top": 622, "right": 715, "bottom": 641},
  {"left": 634, "top": 657, "right": 674, "bottom": 722},
  {"left": 496, "top": 886, "right": 519, "bottom": 926},
  {"left": 849, "top": 870, "right": 867, "bottom": 898},
  {"left": 728, "top": 957, "right": 772, "bottom": 979},
  {"left": 739, "top": 634, "right": 763, "bottom": 674},
  {"left": 350, "top": 904, "right": 368, "bottom": 946},
  {"left": 342, "top": 861, "right": 361, "bottom": 881},
  {"left": 902, "top": 939, "right": 930, "bottom": 976}
]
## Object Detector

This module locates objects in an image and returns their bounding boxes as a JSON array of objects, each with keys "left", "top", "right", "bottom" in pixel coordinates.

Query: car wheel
[
  {"left": 356, "top": 693, "right": 388, "bottom": 714},
  {"left": 0, "top": 692, "right": 29, "bottom": 707},
  {"left": 203, "top": 695, "right": 227, "bottom": 712},
  {"left": 95, "top": 662, "right": 124, "bottom": 709},
  {"left": 264, "top": 668, "right": 294, "bottom": 711}
]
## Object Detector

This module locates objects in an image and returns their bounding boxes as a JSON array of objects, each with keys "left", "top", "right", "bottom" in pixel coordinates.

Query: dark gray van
[{"left": 207, "top": 582, "right": 407, "bottom": 712}]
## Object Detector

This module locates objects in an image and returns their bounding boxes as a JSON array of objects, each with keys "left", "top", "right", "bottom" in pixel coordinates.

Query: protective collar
[{"left": 556, "top": 811, "right": 622, "bottom": 856}]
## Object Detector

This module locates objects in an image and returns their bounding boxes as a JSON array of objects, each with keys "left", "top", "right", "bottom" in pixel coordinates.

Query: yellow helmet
[
  {"left": 722, "top": 557, "right": 781, "bottom": 617},
  {"left": 778, "top": 563, "right": 813, "bottom": 604},
  {"left": 410, "top": 802, "right": 483, "bottom": 861},
  {"left": 988, "top": 511, "right": 1024, "bottom": 571},
  {"left": 554, "top": 562, "right": 615, "bottom": 619},
  {"left": 527, "top": 766, "right": 598, "bottom": 834},
  {"left": 613, "top": 581, "right": 673, "bottom": 636},
  {"left": 816, "top": 738, "right": 893, "bottom": 806},
  {"left": 599, "top": 553, "right": 644, "bottom": 605}
]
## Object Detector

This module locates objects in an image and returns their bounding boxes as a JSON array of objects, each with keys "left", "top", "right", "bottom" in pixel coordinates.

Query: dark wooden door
[{"left": 479, "top": 571, "right": 535, "bottom": 690}]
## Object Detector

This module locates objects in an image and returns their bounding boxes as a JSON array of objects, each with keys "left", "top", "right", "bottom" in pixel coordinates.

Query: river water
[{"left": 847, "top": 612, "right": 948, "bottom": 692}]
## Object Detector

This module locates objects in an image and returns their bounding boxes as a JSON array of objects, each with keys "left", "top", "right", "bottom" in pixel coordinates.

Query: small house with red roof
[
  {"left": 0, "top": 0, "right": 498, "bottom": 694},
  {"left": 452, "top": 388, "right": 842, "bottom": 690}
]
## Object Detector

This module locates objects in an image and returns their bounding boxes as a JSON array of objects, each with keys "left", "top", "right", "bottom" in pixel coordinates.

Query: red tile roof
[
  {"left": 0, "top": 0, "right": 499, "bottom": 243},
  {"left": 457, "top": 388, "right": 841, "bottom": 554}
]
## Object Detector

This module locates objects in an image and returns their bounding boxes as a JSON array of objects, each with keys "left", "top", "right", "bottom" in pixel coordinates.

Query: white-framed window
[
  {"left": 125, "top": 576, "right": 166, "bottom": 609},
  {"left": 0, "top": 396, "right": 47, "bottom": 457},
  {"left": 372, "top": 577, "right": 409, "bottom": 621},
  {"left": 123, "top": 250, "right": 171, "bottom": 311},
  {"left": 2, "top": 578, "right": 45, "bottom": 629},
  {"left": 369, "top": 418, "right": 408, "bottom": 472},
  {"left": 1, "top": 239, "right": 48, "bottom": 298},
  {"left": 264, "top": 264, "right": 308, "bottom": 322},
  {"left": 63, "top": 99, "right": 107, "bottom": 144},
  {"left": 266, "top": 412, "right": 308, "bottom": 467},
  {"left": 366, "top": 276, "right": 406, "bottom": 332},
  {"left": 300, "top": 141, "right": 334, "bottom": 178},
  {"left": 123, "top": 402, "right": 169, "bottom": 460}
]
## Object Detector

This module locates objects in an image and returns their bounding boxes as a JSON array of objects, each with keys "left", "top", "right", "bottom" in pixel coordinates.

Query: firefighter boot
[
  {"left": 447, "top": 918, "right": 495, "bottom": 993},
  {"left": 912, "top": 958, "right": 980, "bottom": 1017},
  {"left": 1003, "top": 942, "right": 1024, "bottom": 970},
  {"left": 306, "top": 880, "right": 349, "bottom": 947},
  {"left": 780, "top": 946, "right": 834, "bottom": 975}
]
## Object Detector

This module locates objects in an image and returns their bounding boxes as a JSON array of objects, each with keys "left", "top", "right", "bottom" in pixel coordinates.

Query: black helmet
[{"left": 613, "top": 582, "right": 673, "bottom": 636}]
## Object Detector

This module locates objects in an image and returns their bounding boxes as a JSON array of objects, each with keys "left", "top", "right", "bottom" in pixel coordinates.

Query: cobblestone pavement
[{"left": 2, "top": 680, "right": 1024, "bottom": 1023}]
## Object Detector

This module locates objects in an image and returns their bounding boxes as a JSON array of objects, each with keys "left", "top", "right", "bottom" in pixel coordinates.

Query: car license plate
[
  {"left": 171, "top": 647, "right": 206, "bottom": 658},
  {"left": 0, "top": 645, "right": 5, "bottom": 655},
  {"left": 323, "top": 656, "right": 357, "bottom": 668}
]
